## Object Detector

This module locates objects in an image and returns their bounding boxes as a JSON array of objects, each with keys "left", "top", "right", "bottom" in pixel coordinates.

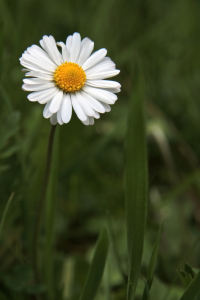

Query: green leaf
[
  {"left": 177, "top": 263, "right": 196, "bottom": 288},
  {"left": 125, "top": 62, "right": 148, "bottom": 300},
  {"left": 0, "top": 192, "right": 14, "bottom": 239},
  {"left": 179, "top": 271, "right": 200, "bottom": 300},
  {"left": 80, "top": 227, "right": 109, "bottom": 300},
  {"left": 142, "top": 223, "right": 163, "bottom": 300},
  {"left": 176, "top": 269, "right": 193, "bottom": 288},
  {"left": 147, "top": 223, "right": 162, "bottom": 282},
  {"left": 0, "top": 20, "right": 4, "bottom": 74},
  {"left": 185, "top": 263, "right": 196, "bottom": 279}
]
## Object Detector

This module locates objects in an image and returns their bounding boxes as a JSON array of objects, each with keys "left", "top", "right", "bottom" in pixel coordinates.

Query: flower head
[{"left": 20, "top": 33, "right": 120, "bottom": 125}]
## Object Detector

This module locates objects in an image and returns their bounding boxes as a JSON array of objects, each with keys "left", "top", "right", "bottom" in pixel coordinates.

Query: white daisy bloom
[{"left": 20, "top": 32, "right": 121, "bottom": 126}]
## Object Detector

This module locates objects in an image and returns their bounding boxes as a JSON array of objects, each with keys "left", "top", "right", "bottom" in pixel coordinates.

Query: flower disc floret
[{"left": 54, "top": 62, "right": 86, "bottom": 92}]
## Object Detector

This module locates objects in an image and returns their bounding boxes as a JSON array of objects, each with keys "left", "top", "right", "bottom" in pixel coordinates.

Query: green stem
[
  {"left": 32, "top": 124, "right": 57, "bottom": 284},
  {"left": 45, "top": 125, "right": 59, "bottom": 300}
]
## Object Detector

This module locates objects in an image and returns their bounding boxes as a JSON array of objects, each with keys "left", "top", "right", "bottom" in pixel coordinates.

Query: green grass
[{"left": 1, "top": 0, "right": 200, "bottom": 299}]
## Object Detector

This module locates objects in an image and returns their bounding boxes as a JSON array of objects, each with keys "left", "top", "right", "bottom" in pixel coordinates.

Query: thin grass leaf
[
  {"left": 176, "top": 269, "right": 193, "bottom": 288},
  {"left": 0, "top": 20, "right": 4, "bottom": 75},
  {"left": 125, "top": 62, "right": 148, "bottom": 300},
  {"left": 142, "top": 223, "right": 163, "bottom": 300},
  {"left": 179, "top": 271, "right": 200, "bottom": 300},
  {"left": 162, "top": 232, "right": 200, "bottom": 300},
  {"left": 0, "top": 192, "right": 14, "bottom": 239},
  {"left": 80, "top": 227, "right": 109, "bottom": 300},
  {"left": 184, "top": 263, "right": 196, "bottom": 279},
  {"left": 106, "top": 214, "right": 127, "bottom": 282},
  {"left": 147, "top": 223, "right": 163, "bottom": 281},
  {"left": 103, "top": 261, "right": 111, "bottom": 300}
]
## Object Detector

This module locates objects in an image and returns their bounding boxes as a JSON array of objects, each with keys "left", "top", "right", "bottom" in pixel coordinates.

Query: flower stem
[{"left": 33, "top": 124, "right": 57, "bottom": 284}]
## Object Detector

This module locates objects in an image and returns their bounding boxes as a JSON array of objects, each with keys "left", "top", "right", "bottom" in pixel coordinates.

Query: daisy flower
[{"left": 20, "top": 32, "right": 121, "bottom": 125}]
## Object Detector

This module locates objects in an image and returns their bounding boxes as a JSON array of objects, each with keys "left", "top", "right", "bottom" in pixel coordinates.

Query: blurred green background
[{"left": 1, "top": 0, "right": 200, "bottom": 299}]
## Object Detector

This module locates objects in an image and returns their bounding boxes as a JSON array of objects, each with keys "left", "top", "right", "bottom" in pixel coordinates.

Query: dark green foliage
[
  {"left": 125, "top": 63, "right": 147, "bottom": 300},
  {"left": 179, "top": 271, "right": 200, "bottom": 300},
  {"left": 177, "top": 263, "right": 196, "bottom": 288},
  {"left": 80, "top": 228, "right": 109, "bottom": 300},
  {"left": 142, "top": 223, "right": 163, "bottom": 300},
  {"left": 0, "top": 0, "right": 200, "bottom": 299}
]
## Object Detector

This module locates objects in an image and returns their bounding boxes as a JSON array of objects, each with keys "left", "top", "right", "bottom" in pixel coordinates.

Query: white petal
[
  {"left": 82, "top": 49, "right": 107, "bottom": 70},
  {"left": 66, "top": 35, "right": 73, "bottom": 61},
  {"left": 93, "top": 111, "right": 100, "bottom": 119},
  {"left": 25, "top": 71, "right": 53, "bottom": 80},
  {"left": 75, "top": 92, "right": 94, "bottom": 117},
  {"left": 66, "top": 35, "right": 72, "bottom": 50},
  {"left": 57, "top": 109, "right": 64, "bottom": 125},
  {"left": 22, "top": 82, "right": 55, "bottom": 91},
  {"left": 81, "top": 116, "right": 95, "bottom": 125},
  {"left": 62, "top": 47, "right": 69, "bottom": 62},
  {"left": 20, "top": 52, "right": 53, "bottom": 69},
  {"left": 49, "top": 90, "right": 63, "bottom": 113},
  {"left": 71, "top": 93, "right": 87, "bottom": 121},
  {"left": 61, "top": 94, "right": 72, "bottom": 123},
  {"left": 19, "top": 61, "right": 52, "bottom": 74},
  {"left": 82, "top": 86, "right": 117, "bottom": 104},
  {"left": 80, "top": 37, "right": 90, "bottom": 50},
  {"left": 77, "top": 38, "right": 94, "bottom": 66},
  {"left": 27, "top": 87, "right": 58, "bottom": 103},
  {"left": 40, "top": 39, "right": 45, "bottom": 49},
  {"left": 80, "top": 91, "right": 105, "bottom": 113},
  {"left": 20, "top": 54, "right": 55, "bottom": 73},
  {"left": 50, "top": 114, "right": 58, "bottom": 125},
  {"left": 23, "top": 78, "right": 52, "bottom": 85},
  {"left": 43, "top": 101, "right": 53, "bottom": 118},
  {"left": 106, "top": 87, "right": 121, "bottom": 93},
  {"left": 82, "top": 116, "right": 90, "bottom": 126},
  {"left": 89, "top": 117, "right": 95, "bottom": 125},
  {"left": 39, "top": 87, "right": 59, "bottom": 104},
  {"left": 57, "top": 42, "right": 69, "bottom": 62},
  {"left": 86, "top": 80, "right": 121, "bottom": 89},
  {"left": 26, "top": 45, "right": 57, "bottom": 68},
  {"left": 86, "top": 60, "right": 115, "bottom": 74},
  {"left": 101, "top": 102, "right": 111, "bottom": 112},
  {"left": 41, "top": 35, "right": 63, "bottom": 65},
  {"left": 57, "top": 42, "right": 65, "bottom": 48},
  {"left": 86, "top": 70, "right": 120, "bottom": 80},
  {"left": 70, "top": 32, "right": 81, "bottom": 63},
  {"left": 101, "top": 57, "right": 112, "bottom": 63}
]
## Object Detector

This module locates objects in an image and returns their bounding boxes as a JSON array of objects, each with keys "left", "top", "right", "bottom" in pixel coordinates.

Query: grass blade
[
  {"left": 0, "top": 19, "right": 4, "bottom": 75},
  {"left": 142, "top": 223, "right": 163, "bottom": 300},
  {"left": 179, "top": 271, "right": 200, "bottom": 300},
  {"left": 125, "top": 63, "right": 148, "bottom": 300},
  {"left": 80, "top": 227, "right": 109, "bottom": 300},
  {"left": 0, "top": 192, "right": 14, "bottom": 239}
]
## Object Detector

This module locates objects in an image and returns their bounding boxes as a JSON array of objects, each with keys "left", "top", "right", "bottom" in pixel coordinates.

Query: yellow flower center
[{"left": 54, "top": 62, "right": 86, "bottom": 92}]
